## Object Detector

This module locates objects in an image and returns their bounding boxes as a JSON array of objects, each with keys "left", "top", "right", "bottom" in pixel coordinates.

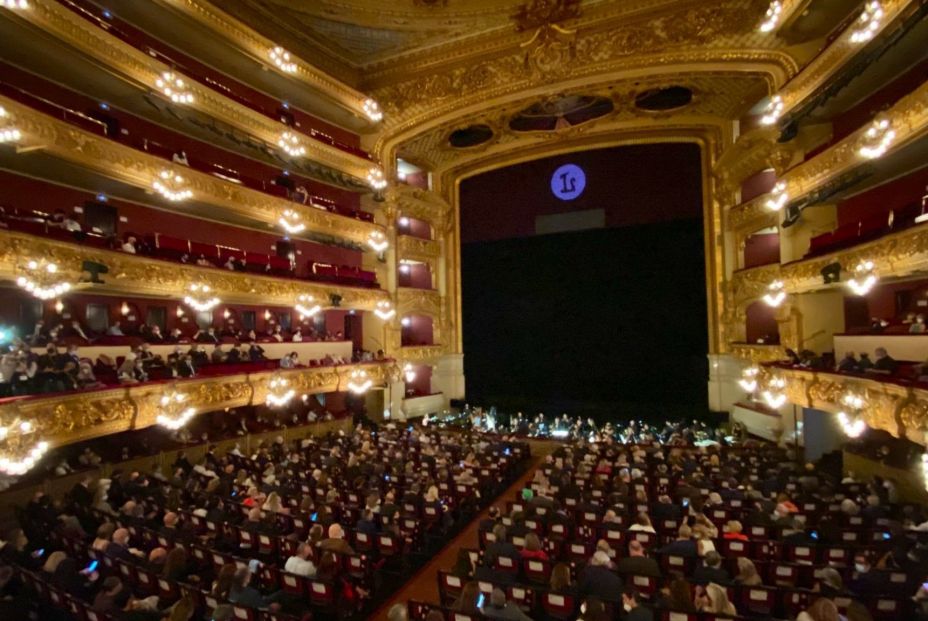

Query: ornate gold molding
[
  {"left": 730, "top": 343, "right": 787, "bottom": 363},
  {"left": 396, "top": 287, "right": 442, "bottom": 318},
  {"left": 397, "top": 235, "right": 441, "bottom": 265},
  {"left": 757, "top": 365, "right": 928, "bottom": 445},
  {"left": 772, "top": 0, "right": 916, "bottom": 119},
  {"left": 0, "top": 362, "right": 393, "bottom": 452},
  {"left": 400, "top": 344, "right": 446, "bottom": 364},
  {"left": 385, "top": 185, "right": 452, "bottom": 231},
  {"left": 0, "top": 229, "right": 391, "bottom": 310},
  {"left": 728, "top": 78, "right": 928, "bottom": 232},
  {"left": 151, "top": 0, "right": 371, "bottom": 119},
  {"left": 6, "top": 0, "right": 373, "bottom": 183},
  {"left": 0, "top": 95, "right": 384, "bottom": 248}
]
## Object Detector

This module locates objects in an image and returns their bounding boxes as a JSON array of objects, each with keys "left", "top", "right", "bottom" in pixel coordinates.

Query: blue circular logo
[{"left": 550, "top": 164, "right": 586, "bottom": 201}]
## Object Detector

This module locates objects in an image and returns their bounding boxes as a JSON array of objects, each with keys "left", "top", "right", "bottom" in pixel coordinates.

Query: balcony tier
[
  {"left": 0, "top": 361, "right": 394, "bottom": 452},
  {"left": 0, "top": 229, "right": 391, "bottom": 310},
  {"left": 0, "top": 95, "right": 385, "bottom": 248}
]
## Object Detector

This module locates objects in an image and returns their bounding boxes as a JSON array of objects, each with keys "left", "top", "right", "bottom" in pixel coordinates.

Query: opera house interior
[{"left": 0, "top": 0, "right": 928, "bottom": 620}]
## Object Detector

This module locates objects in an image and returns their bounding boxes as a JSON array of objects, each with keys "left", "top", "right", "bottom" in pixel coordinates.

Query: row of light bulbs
[
  {"left": 763, "top": 260, "right": 878, "bottom": 309},
  {"left": 758, "top": 0, "right": 883, "bottom": 41}
]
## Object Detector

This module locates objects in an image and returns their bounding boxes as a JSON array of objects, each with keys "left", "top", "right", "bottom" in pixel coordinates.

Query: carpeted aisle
[{"left": 366, "top": 454, "right": 545, "bottom": 620}]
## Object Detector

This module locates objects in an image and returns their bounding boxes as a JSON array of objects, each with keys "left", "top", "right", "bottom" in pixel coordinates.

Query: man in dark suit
[
  {"left": 657, "top": 525, "right": 697, "bottom": 558},
  {"left": 650, "top": 495, "right": 680, "bottom": 523},
  {"left": 848, "top": 553, "right": 886, "bottom": 597},
  {"left": 105, "top": 528, "right": 141, "bottom": 562},
  {"left": 579, "top": 551, "right": 623, "bottom": 602},
  {"left": 621, "top": 587, "right": 654, "bottom": 621},
  {"left": 691, "top": 551, "right": 730, "bottom": 585},
  {"left": 356, "top": 510, "right": 378, "bottom": 536},
  {"left": 483, "top": 524, "right": 519, "bottom": 566},
  {"left": 616, "top": 541, "right": 661, "bottom": 578}
]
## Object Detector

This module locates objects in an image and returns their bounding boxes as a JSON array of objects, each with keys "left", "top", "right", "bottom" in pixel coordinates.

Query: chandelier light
[
  {"left": 16, "top": 260, "right": 72, "bottom": 300},
  {"left": 922, "top": 453, "right": 928, "bottom": 492},
  {"left": 0, "top": 0, "right": 29, "bottom": 9},
  {"left": 347, "top": 369, "right": 373, "bottom": 394},
  {"left": 156, "top": 391, "right": 196, "bottom": 430},
  {"left": 837, "top": 411, "right": 866, "bottom": 437},
  {"left": 858, "top": 115, "right": 895, "bottom": 159},
  {"left": 762, "top": 376, "right": 787, "bottom": 409},
  {"left": 367, "top": 230, "right": 389, "bottom": 252},
  {"left": 403, "top": 363, "right": 417, "bottom": 383},
  {"left": 765, "top": 181, "right": 789, "bottom": 211},
  {"left": 183, "top": 283, "right": 220, "bottom": 312},
  {"left": 367, "top": 168, "right": 388, "bottom": 191},
  {"left": 153, "top": 169, "right": 193, "bottom": 202},
  {"left": 738, "top": 366, "right": 760, "bottom": 393},
  {"left": 155, "top": 71, "right": 194, "bottom": 104},
  {"left": 278, "top": 131, "right": 306, "bottom": 157},
  {"left": 278, "top": 209, "right": 305, "bottom": 234},
  {"left": 295, "top": 294, "right": 321, "bottom": 317},
  {"left": 847, "top": 260, "right": 878, "bottom": 295},
  {"left": 269, "top": 46, "right": 298, "bottom": 73},
  {"left": 363, "top": 98, "right": 383, "bottom": 122},
  {"left": 763, "top": 280, "right": 787, "bottom": 307},
  {"left": 0, "top": 106, "right": 22, "bottom": 143},
  {"left": 760, "top": 95, "right": 784, "bottom": 126},
  {"left": 0, "top": 418, "right": 49, "bottom": 476},
  {"left": 850, "top": 1, "right": 883, "bottom": 44},
  {"left": 758, "top": 1, "right": 782, "bottom": 32},
  {"left": 374, "top": 300, "right": 395, "bottom": 321},
  {"left": 266, "top": 374, "right": 296, "bottom": 407}
]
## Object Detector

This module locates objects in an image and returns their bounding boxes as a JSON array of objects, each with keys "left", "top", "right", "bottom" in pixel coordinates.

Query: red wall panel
[
  {"left": 743, "top": 232, "right": 780, "bottom": 268},
  {"left": 745, "top": 301, "right": 779, "bottom": 344},
  {"left": 836, "top": 165, "right": 928, "bottom": 228}
]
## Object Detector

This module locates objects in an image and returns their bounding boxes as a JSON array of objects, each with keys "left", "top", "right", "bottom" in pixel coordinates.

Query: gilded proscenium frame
[
  {"left": 1, "top": 0, "right": 373, "bottom": 183},
  {"left": 0, "top": 362, "right": 394, "bottom": 452},
  {"left": 755, "top": 365, "right": 928, "bottom": 445},
  {"left": 0, "top": 229, "right": 392, "bottom": 311},
  {"left": 150, "top": 0, "right": 372, "bottom": 120},
  {"left": 728, "top": 77, "right": 928, "bottom": 234},
  {"left": 0, "top": 95, "right": 385, "bottom": 248},
  {"left": 771, "top": 0, "right": 917, "bottom": 122}
]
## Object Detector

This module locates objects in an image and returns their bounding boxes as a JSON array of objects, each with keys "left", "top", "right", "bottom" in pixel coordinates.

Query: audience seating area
[{"left": 805, "top": 201, "right": 923, "bottom": 259}]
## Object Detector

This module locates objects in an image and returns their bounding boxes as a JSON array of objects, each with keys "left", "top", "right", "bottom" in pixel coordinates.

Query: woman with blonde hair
[
  {"left": 549, "top": 563, "right": 575, "bottom": 595},
  {"left": 628, "top": 512, "right": 656, "bottom": 534},
  {"left": 262, "top": 491, "right": 289, "bottom": 515},
  {"left": 733, "top": 557, "right": 762, "bottom": 586},
  {"left": 93, "top": 522, "right": 115, "bottom": 552},
  {"left": 797, "top": 597, "right": 840, "bottom": 621},
  {"left": 696, "top": 583, "right": 737, "bottom": 615},
  {"left": 42, "top": 551, "right": 67, "bottom": 575},
  {"left": 520, "top": 532, "right": 549, "bottom": 560}
]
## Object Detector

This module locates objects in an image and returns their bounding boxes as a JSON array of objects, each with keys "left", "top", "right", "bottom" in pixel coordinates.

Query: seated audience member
[
  {"left": 228, "top": 567, "right": 281, "bottom": 610},
  {"left": 520, "top": 532, "right": 549, "bottom": 560},
  {"left": 910, "top": 314, "right": 926, "bottom": 334},
  {"left": 797, "top": 598, "right": 841, "bottom": 621},
  {"left": 849, "top": 553, "right": 884, "bottom": 596},
  {"left": 695, "top": 582, "right": 737, "bottom": 615},
  {"left": 692, "top": 551, "right": 729, "bottom": 585},
  {"left": 210, "top": 344, "right": 226, "bottom": 364},
  {"left": 121, "top": 236, "right": 137, "bottom": 254},
  {"left": 549, "top": 562, "right": 576, "bottom": 595},
  {"left": 657, "top": 575, "right": 697, "bottom": 612},
  {"left": 616, "top": 540, "right": 661, "bottom": 578},
  {"left": 451, "top": 581, "right": 481, "bottom": 614},
  {"left": 836, "top": 351, "right": 859, "bottom": 372},
  {"left": 733, "top": 557, "right": 763, "bottom": 586},
  {"left": 194, "top": 327, "right": 219, "bottom": 344},
  {"left": 622, "top": 587, "right": 654, "bottom": 621},
  {"left": 93, "top": 576, "right": 129, "bottom": 614},
  {"left": 658, "top": 524, "right": 697, "bottom": 557},
  {"left": 628, "top": 512, "right": 656, "bottom": 533},
  {"left": 284, "top": 543, "right": 317, "bottom": 577},
  {"left": 579, "top": 551, "right": 622, "bottom": 602},
  {"left": 319, "top": 524, "right": 355, "bottom": 555},
  {"left": 869, "top": 347, "right": 898, "bottom": 374},
  {"left": 480, "top": 587, "right": 533, "bottom": 621},
  {"left": 722, "top": 520, "right": 748, "bottom": 541},
  {"left": 249, "top": 343, "right": 267, "bottom": 362},
  {"left": 292, "top": 328, "right": 303, "bottom": 342}
]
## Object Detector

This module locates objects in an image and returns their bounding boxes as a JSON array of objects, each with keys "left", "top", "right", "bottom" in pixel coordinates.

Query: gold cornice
[
  {"left": 728, "top": 77, "right": 928, "bottom": 232},
  {"left": 151, "top": 0, "right": 370, "bottom": 117},
  {"left": 397, "top": 287, "right": 441, "bottom": 318},
  {"left": 773, "top": 0, "right": 916, "bottom": 119},
  {"left": 755, "top": 365, "right": 928, "bottom": 445},
  {"left": 0, "top": 95, "right": 384, "bottom": 247},
  {"left": 0, "top": 229, "right": 391, "bottom": 311},
  {"left": 730, "top": 343, "right": 787, "bottom": 363},
  {"left": 400, "top": 345, "right": 446, "bottom": 364},
  {"left": 397, "top": 235, "right": 441, "bottom": 265},
  {"left": 384, "top": 185, "right": 452, "bottom": 229},
  {"left": 5, "top": 0, "right": 373, "bottom": 183},
  {"left": 0, "top": 361, "right": 393, "bottom": 452}
]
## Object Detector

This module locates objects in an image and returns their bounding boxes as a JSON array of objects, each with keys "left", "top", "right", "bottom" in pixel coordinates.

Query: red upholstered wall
[
  {"left": 836, "top": 165, "right": 928, "bottom": 228},
  {"left": 398, "top": 219, "right": 432, "bottom": 240},
  {"left": 401, "top": 315, "right": 434, "bottom": 346},
  {"left": 459, "top": 143, "right": 702, "bottom": 243},
  {"left": 398, "top": 264, "right": 432, "bottom": 289},
  {"left": 405, "top": 364, "right": 433, "bottom": 396},
  {"left": 745, "top": 301, "right": 779, "bottom": 344},
  {"left": 0, "top": 170, "right": 361, "bottom": 268},
  {"left": 843, "top": 278, "right": 928, "bottom": 323},
  {"left": 741, "top": 170, "right": 777, "bottom": 202},
  {"left": 0, "top": 61, "right": 360, "bottom": 209},
  {"left": 743, "top": 232, "right": 780, "bottom": 268}
]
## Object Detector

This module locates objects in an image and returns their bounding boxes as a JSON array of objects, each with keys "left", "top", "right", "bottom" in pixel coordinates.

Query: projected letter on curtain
[{"left": 551, "top": 164, "right": 586, "bottom": 200}]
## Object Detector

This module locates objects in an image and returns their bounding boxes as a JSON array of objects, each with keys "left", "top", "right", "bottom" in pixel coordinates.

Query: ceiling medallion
[{"left": 514, "top": 0, "right": 581, "bottom": 78}]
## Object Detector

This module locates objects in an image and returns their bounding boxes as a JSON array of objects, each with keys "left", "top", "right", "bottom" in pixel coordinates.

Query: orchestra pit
[{"left": 0, "top": 1, "right": 926, "bottom": 621}]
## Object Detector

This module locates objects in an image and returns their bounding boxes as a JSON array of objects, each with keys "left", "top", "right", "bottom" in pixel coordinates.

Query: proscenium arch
[{"left": 432, "top": 126, "right": 728, "bottom": 356}]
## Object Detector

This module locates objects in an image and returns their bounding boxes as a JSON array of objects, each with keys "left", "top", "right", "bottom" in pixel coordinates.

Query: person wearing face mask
[
  {"left": 621, "top": 587, "right": 653, "bottom": 621},
  {"left": 848, "top": 553, "right": 885, "bottom": 597},
  {"left": 910, "top": 314, "right": 926, "bottom": 334}
]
